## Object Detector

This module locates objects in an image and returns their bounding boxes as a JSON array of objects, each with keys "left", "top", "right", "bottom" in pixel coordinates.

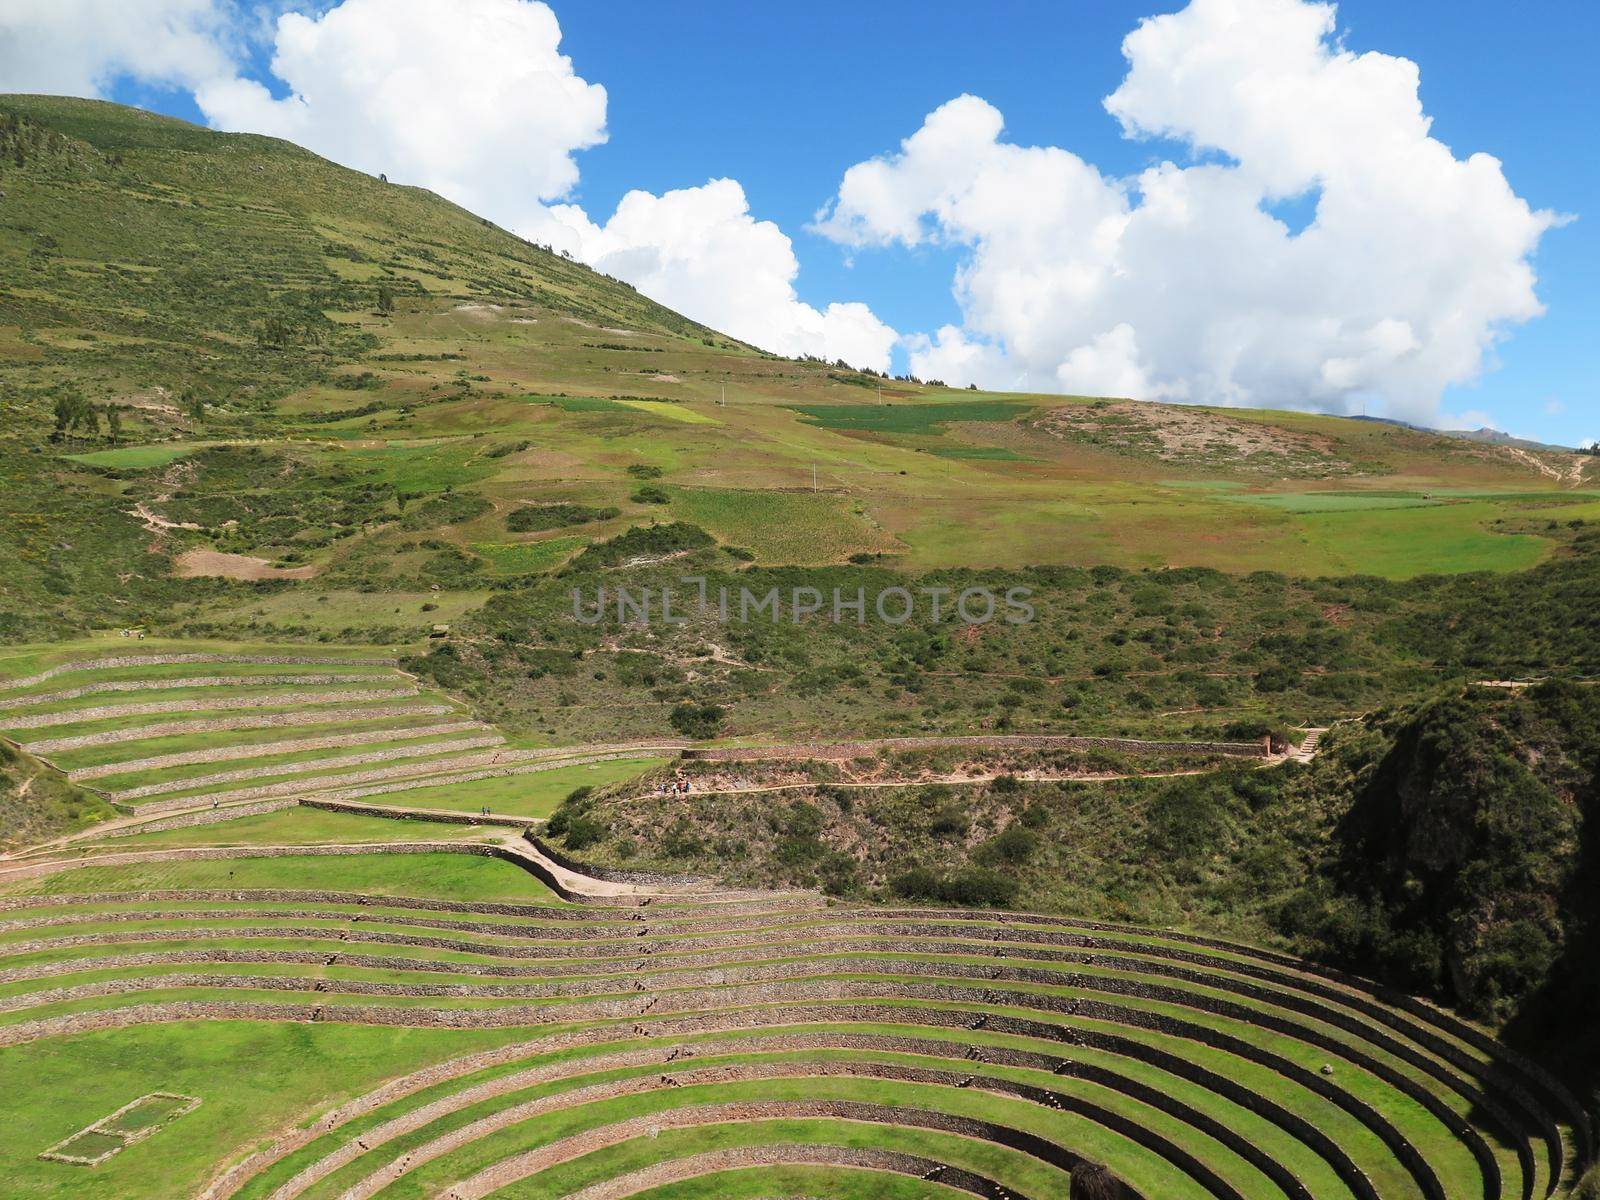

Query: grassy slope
[
  {"left": 0, "top": 739, "right": 114, "bottom": 850},
  {"left": 1, "top": 94, "right": 1595, "bottom": 653}
]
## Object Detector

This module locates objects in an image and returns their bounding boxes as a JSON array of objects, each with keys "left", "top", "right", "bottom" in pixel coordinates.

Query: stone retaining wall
[
  {"left": 0, "top": 944, "right": 1516, "bottom": 1183},
  {"left": 69, "top": 721, "right": 486, "bottom": 781},
  {"left": 109, "top": 735, "right": 506, "bottom": 801},
  {"left": 528, "top": 834, "right": 712, "bottom": 887},
  {"left": 4, "top": 687, "right": 418, "bottom": 732},
  {"left": 223, "top": 1030, "right": 1264, "bottom": 1200},
  {"left": 683, "top": 733, "right": 1268, "bottom": 763},
  {"left": 2, "top": 654, "right": 396, "bottom": 691},
  {"left": 437, "top": 1099, "right": 1107, "bottom": 1200},
  {"left": 26, "top": 704, "right": 454, "bottom": 753},
  {"left": 0, "top": 673, "right": 387, "bottom": 713},
  {"left": 560, "top": 1146, "right": 1000, "bottom": 1200},
  {"left": 0, "top": 972, "right": 1452, "bottom": 1200},
  {"left": 199, "top": 1001, "right": 1370, "bottom": 1200}
]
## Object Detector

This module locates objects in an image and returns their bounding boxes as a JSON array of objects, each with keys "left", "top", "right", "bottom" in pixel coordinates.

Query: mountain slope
[
  {"left": 1, "top": 94, "right": 1596, "bottom": 647},
  {"left": 0, "top": 94, "right": 719, "bottom": 393}
]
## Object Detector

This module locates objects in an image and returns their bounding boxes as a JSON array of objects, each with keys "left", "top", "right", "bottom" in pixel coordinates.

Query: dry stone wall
[
  {"left": 682, "top": 733, "right": 1268, "bottom": 762},
  {"left": 3, "top": 654, "right": 395, "bottom": 691},
  {"left": 25, "top": 703, "right": 453, "bottom": 753}
]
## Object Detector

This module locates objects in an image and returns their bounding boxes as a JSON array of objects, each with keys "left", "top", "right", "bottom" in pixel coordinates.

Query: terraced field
[
  {"left": 0, "top": 652, "right": 676, "bottom": 835},
  {"left": 0, "top": 833, "right": 1587, "bottom": 1200}
]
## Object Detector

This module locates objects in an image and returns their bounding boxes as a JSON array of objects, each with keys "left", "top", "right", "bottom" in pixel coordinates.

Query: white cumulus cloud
[
  {"left": 814, "top": 0, "right": 1559, "bottom": 423},
  {"left": 5, "top": 0, "right": 892, "bottom": 370},
  {"left": 540, "top": 180, "right": 897, "bottom": 370},
  {"left": 0, "top": 0, "right": 239, "bottom": 97},
  {"left": 195, "top": 0, "right": 608, "bottom": 233}
]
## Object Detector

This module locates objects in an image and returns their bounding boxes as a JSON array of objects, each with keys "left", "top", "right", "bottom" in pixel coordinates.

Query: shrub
[
  {"left": 889, "top": 865, "right": 1019, "bottom": 908},
  {"left": 669, "top": 701, "right": 725, "bottom": 739},
  {"left": 562, "top": 814, "right": 607, "bottom": 851},
  {"left": 977, "top": 825, "right": 1040, "bottom": 866},
  {"left": 929, "top": 801, "right": 969, "bottom": 839},
  {"left": 506, "top": 503, "right": 618, "bottom": 532}
]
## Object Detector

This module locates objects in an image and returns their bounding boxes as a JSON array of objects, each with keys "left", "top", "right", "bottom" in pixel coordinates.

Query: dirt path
[{"left": 172, "top": 550, "right": 318, "bottom": 581}]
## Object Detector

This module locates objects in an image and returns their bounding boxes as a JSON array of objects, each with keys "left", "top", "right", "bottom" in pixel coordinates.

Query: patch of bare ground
[
  {"left": 1499, "top": 444, "right": 1593, "bottom": 487},
  {"left": 173, "top": 549, "right": 318, "bottom": 580},
  {"left": 1034, "top": 401, "right": 1354, "bottom": 474}
]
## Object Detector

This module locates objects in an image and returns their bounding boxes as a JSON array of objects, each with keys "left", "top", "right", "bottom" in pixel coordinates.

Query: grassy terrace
[{"left": 0, "top": 835, "right": 1580, "bottom": 1200}]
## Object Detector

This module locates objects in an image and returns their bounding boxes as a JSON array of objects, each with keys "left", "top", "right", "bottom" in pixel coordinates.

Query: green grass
[
  {"left": 98, "top": 806, "right": 500, "bottom": 849},
  {"left": 0, "top": 851, "right": 558, "bottom": 902},
  {"left": 87, "top": 730, "right": 493, "bottom": 794},
  {"left": 63, "top": 444, "right": 196, "bottom": 470},
  {"left": 46, "top": 713, "right": 464, "bottom": 772},
  {"left": 927, "top": 446, "right": 1029, "bottom": 461},
  {"left": 361, "top": 757, "right": 668, "bottom": 817},
  {"left": 0, "top": 1023, "right": 533, "bottom": 1200},
  {"left": 614, "top": 399, "right": 721, "bottom": 425},
  {"left": 787, "top": 401, "right": 1033, "bottom": 435},
  {"left": 470, "top": 538, "right": 587, "bottom": 576},
  {"left": 1221, "top": 490, "right": 1442, "bottom": 513},
  {"left": 664, "top": 487, "right": 900, "bottom": 564}
]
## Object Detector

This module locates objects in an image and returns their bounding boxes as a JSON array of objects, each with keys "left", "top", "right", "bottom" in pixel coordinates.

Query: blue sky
[{"left": 86, "top": 1, "right": 1600, "bottom": 445}]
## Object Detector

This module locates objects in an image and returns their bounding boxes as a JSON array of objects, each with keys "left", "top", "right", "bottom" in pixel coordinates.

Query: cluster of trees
[
  {"left": 50, "top": 393, "right": 122, "bottom": 444},
  {"left": 47, "top": 382, "right": 222, "bottom": 445},
  {"left": 0, "top": 110, "right": 66, "bottom": 169},
  {"left": 256, "top": 307, "right": 333, "bottom": 350},
  {"left": 1280, "top": 683, "right": 1600, "bottom": 1081}
]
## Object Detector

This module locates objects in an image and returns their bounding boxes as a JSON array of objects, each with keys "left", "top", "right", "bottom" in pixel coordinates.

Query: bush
[
  {"left": 889, "top": 865, "right": 1019, "bottom": 908},
  {"left": 626, "top": 464, "right": 663, "bottom": 479},
  {"left": 573, "top": 523, "right": 713, "bottom": 568},
  {"left": 631, "top": 485, "right": 670, "bottom": 504},
  {"left": 976, "top": 825, "right": 1040, "bottom": 866},
  {"left": 929, "top": 801, "right": 969, "bottom": 839},
  {"left": 669, "top": 701, "right": 725, "bottom": 739},
  {"left": 818, "top": 851, "right": 860, "bottom": 897},
  {"left": 562, "top": 814, "right": 607, "bottom": 851},
  {"left": 506, "top": 503, "right": 618, "bottom": 532}
]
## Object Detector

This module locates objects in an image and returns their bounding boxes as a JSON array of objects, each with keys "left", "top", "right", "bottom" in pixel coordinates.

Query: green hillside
[{"left": 2, "top": 95, "right": 1598, "bottom": 643}]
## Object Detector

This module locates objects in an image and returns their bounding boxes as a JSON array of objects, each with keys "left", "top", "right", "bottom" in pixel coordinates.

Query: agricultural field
[
  {"left": 2, "top": 94, "right": 1597, "bottom": 648},
  {"left": 2, "top": 94, "right": 1598, "bottom": 1200},
  {"left": 0, "top": 824, "right": 1588, "bottom": 1200}
]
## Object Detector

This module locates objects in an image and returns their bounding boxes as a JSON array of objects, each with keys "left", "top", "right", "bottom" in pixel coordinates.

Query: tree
[
  {"left": 181, "top": 389, "right": 207, "bottom": 423},
  {"left": 258, "top": 313, "right": 297, "bottom": 349},
  {"left": 375, "top": 283, "right": 395, "bottom": 316},
  {"left": 104, "top": 406, "right": 122, "bottom": 445},
  {"left": 51, "top": 392, "right": 96, "bottom": 443}
]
